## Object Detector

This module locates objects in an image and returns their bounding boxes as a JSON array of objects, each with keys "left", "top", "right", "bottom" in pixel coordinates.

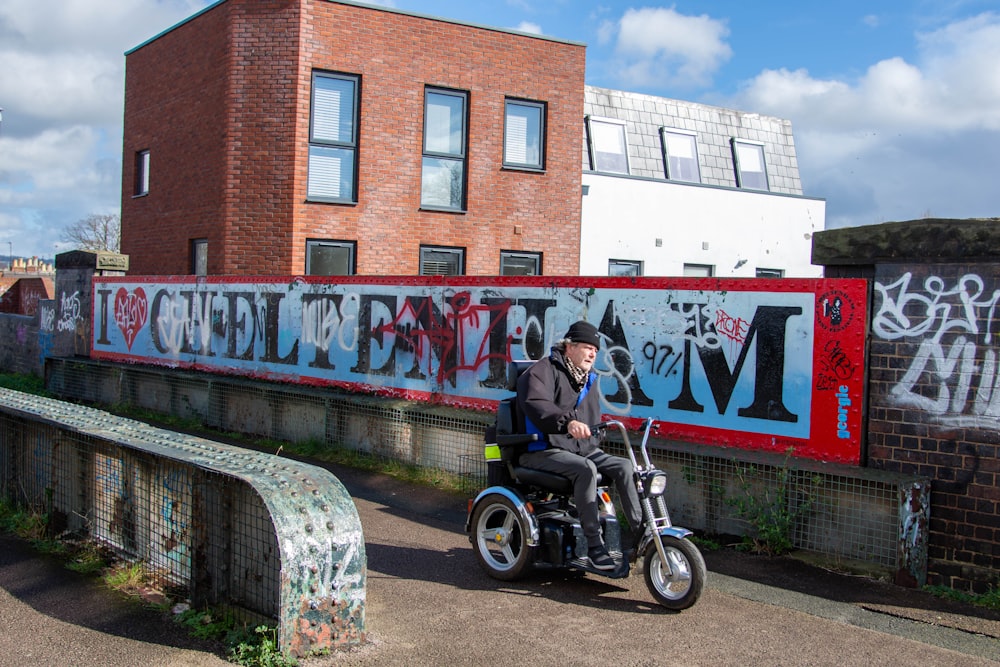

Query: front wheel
[
  {"left": 643, "top": 535, "right": 706, "bottom": 610},
  {"left": 471, "top": 494, "right": 534, "bottom": 581}
]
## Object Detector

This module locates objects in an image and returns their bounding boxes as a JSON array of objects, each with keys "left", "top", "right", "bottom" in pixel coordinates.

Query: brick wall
[
  {"left": 121, "top": 1, "right": 237, "bottom": 275},
  {"left": 297, "top": 2, "right": 585, "bottom": 276},
  {"left": 122, "top": 0, "right": 585, "bottom": 276},
  {"left": 815, "top": 219, "right": 1000, "bottom": 593}
]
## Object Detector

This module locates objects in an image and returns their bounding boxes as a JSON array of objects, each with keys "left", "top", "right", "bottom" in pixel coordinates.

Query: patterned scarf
[{"left": 564, "top": 355, "right": 589, "bottom": 391}]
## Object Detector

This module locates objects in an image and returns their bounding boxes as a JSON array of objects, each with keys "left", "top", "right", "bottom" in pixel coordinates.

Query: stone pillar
[{"left": 52, "top": 251, "right": 128, "bottom": 358}]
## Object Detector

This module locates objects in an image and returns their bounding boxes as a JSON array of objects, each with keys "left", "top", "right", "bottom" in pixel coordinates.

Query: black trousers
[{"left": 519, "top": 447, "right": 642, "bottom": 547}]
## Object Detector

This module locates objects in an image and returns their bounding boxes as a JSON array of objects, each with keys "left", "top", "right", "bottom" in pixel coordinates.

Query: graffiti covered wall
[
  {"left": 874, "top": 269, "right": 1000, "bottom": 428},
  {"left": 867, "top": 260, "right": 1000, "bottom": 590},
  {"left": 92, "top": 276, "right": 868, "bottom": 463}
]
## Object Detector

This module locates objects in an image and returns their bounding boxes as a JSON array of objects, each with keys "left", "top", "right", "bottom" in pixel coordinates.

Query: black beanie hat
[{"left": 564, "top": 320, "right": 600, "bottom": 348}]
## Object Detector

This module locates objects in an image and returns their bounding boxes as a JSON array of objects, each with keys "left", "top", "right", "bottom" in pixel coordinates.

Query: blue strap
[
  {"left": 576, "top": 373, "right": 593, "bottom": 406},
  {"left": 525, "top": 371, "right": 595, "bottom": 451}
]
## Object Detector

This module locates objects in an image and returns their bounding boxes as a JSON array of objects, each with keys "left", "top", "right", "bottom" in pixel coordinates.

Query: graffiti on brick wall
[
  {"left": 874, "top": 271, "right": 1000, "bottom": 429},
  {"left": 91, "top": 277, "right": 867, "bottom": 463},
  {"left": 57, "top": 289, "right": 82, "bottom": 332}
]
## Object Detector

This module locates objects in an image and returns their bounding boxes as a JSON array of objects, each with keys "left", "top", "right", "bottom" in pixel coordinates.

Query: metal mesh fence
[
  {"left": 46, "top": 359, "right": 914, "bottom": 570},
  {"left": 599, "top": 435, "right": 901, "bottom": 567},
  {"left": 0, "top": 384, "right": 369, "bottom": 655},
  {"left": 0, "top": 410, "right": 281, "bottom": 616}
]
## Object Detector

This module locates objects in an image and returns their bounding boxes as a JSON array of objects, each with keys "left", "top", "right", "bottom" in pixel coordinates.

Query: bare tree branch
[{"left": 61, "top": 213, "right": 121, "bottom": 252}]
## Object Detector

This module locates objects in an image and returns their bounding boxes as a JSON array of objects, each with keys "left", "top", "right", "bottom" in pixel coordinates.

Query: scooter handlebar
[{"left": 590, "top": 420, "right": 627, "bottom": 434}]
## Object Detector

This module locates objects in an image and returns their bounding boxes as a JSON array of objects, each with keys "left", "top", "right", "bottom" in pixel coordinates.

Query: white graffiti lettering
[
  {"left": 156, "top": 292, "right": 192, "bottom": 355},
  {"left": 301, "top": 292, "right": 360, "bottom": 353},
  {"left": 57, "top": 290, "right": 82, "bottom": 332},
  {"left": 39, "top": 304, "right": 56, "bottom": 333},
  {"left": 874, "top": 272, "right": 1000, "bottom": 343},
  {"left": 875, "top": 272, "right": 1000, "bottom": 429}
]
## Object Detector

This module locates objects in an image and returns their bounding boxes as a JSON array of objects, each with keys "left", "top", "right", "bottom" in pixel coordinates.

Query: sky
[{"left": 2, "top": 0, "right": 1000, "bottom": 261}]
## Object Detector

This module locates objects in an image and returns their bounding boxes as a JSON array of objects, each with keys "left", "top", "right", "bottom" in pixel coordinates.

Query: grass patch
[
  {"left": 689, "top": 534, "right": 721, "bottom": 552},
  {"left": 924, "top": 584, "right": 1000, "bottom": 611},
  {"left": 0, "top": 498, "right": 48, "bottom": 539},
  {"left": 0, "top": 372, "right": 51, "bottom": 396},
  {"left": 104, "top": 560, "right": 148, "bottom": 592}
]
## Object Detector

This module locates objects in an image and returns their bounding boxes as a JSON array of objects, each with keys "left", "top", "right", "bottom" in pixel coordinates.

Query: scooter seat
[{"left": 510, "top": 466, "right": 602, "bottom": 495}]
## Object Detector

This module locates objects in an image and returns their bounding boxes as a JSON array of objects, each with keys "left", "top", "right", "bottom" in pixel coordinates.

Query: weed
[
  {"left": 721, "top": 449, "right": 822, "bottom": 556},
  {"left": 175, "top": 607, "right": 239, "bottom": 641},
  {"left": 689, "top": 534, "right": 721, "bottom": 552},
  {"left": 924, "top": 584, "right": 1000, "bottom": 611},
  {"left": 65, "top": 542, "right": 108, "bottom": 576},
  {"left": 0, "top": 498, "right": 47, "bottom": 539},
  {"left": 227, "top": 625, "right": 298, "bottom": 667},
  {"left": 104, "top": 560, "right": 148, "bottom": 592},
  {"left": 174, "top": 609, "right": 300, "bottom": 666}
]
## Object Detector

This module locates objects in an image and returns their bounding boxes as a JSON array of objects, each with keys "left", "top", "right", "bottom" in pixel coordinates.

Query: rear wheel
[
  {"left": 471, "top": 494, "right": 534, "bottom": 581},
  {"left": 643, "top": 535, "right": 706, "bottom": 610}
]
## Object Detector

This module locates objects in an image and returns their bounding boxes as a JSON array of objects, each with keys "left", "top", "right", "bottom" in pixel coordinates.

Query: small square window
[
  {"left": 756, "top": 268, "right": 784, "bottom": 278},
  {"left": 500, "top": 251, "right": 541, "bottom": 276},
  {"left": 307, "top": 240, "right": 356, "bottom": 276},
  {"left": 504, "top": 99, "right": 545, "bottom": 170},
  {"left": 420, "top": 245, "right": 465, "bottom": 276},
  {"left": 731, "top": 139, "right": 769, "bottom": 191},
  {"left": 586, "top": 116, "right": 630, "bottom": 174},
  {"left": 660, "top": 128, "right": 701, "bottom": 183},
  {"left": 683, "top": 263, "right": 714, "bottom": 277},
  {"left": 609, "top": 259, "right": 642, "bottom": 277},
  {"left": 134, "top": 149, "right": 150, "bottom": 196}
]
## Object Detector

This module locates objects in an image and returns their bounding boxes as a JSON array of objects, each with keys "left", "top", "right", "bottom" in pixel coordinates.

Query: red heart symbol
[{"left": 113, "top": 287, "right": 148, "bottom": 351}]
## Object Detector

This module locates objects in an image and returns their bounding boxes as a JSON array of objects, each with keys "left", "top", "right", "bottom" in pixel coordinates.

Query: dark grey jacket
[{"left": 515, "top": 348, "right": 601, "bottom": 456}]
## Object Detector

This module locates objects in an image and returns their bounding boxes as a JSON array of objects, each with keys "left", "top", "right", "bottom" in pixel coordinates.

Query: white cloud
[
  {"left": 515, "top": 21, "right": 543, "bottom": 35},
  {"left": 0, "top": 0, "right": 210, "bottom": 258},
  {"left": 601, "top": 7, "right": 731, "bottom": 88},
  {"left": 729, "top": 12, "right": 1000, "bottom": 228}
]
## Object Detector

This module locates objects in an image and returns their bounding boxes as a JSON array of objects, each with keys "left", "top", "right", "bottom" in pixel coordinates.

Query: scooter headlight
[{"left": 642, "top": 471, "right": 668, "bottom": 498}]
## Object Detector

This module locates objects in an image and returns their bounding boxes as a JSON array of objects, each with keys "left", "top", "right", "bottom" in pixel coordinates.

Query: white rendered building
[{"left": 581, "top": 86, "right": 824, "bottom": 278}]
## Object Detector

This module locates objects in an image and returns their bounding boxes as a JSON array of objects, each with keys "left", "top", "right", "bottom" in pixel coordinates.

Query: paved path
[{"left": 0, "top": 463, "right": 997, "bottom": 666}]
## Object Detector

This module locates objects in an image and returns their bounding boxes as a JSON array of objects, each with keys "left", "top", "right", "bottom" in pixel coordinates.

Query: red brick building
[{"left": 121, "top": 0, "right": 585, "bottom": 277}]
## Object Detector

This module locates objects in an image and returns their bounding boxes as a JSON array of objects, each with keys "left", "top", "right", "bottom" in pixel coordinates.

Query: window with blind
[
  {"left": 419, "top": 245, "right": 465, "bottom": 276},
  {"left": 504, "top": 99, "right": 545, "bottom": 170},
  {"left": 307, "top": 71, "right": 359, "bottom": 203}
]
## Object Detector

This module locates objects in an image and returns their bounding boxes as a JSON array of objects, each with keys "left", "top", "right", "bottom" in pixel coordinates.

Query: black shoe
[
  {"left": 587, "top": 545, "right": 616, "bottom": 571},
  {"left": 622, "top": 530, "right": 640, "bottom": 561}
]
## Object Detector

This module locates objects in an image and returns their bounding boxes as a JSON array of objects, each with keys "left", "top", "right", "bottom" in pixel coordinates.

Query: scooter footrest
[{"left": 566, "top": 556, "right": 630, "bottom": 579}]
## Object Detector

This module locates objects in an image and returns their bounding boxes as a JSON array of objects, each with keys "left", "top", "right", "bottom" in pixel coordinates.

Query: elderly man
[{"left": 516, "top": 320, "right": 643, "bottom": 570}]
